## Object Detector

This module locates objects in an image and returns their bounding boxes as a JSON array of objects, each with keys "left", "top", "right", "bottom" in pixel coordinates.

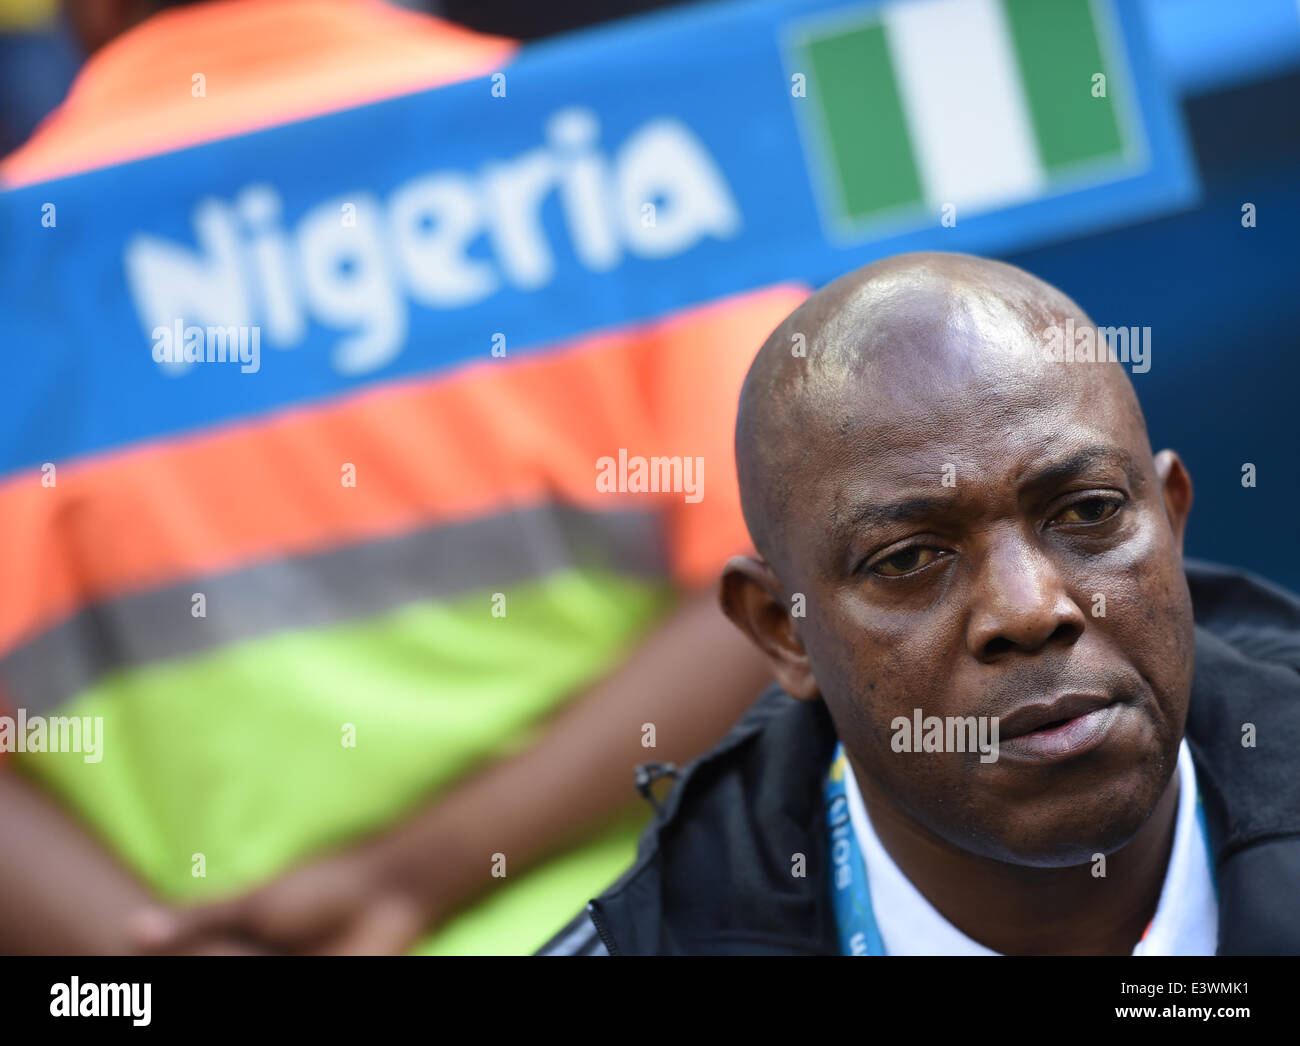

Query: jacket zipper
[{"left": 588, "top": 902, "right": 621, "bottom": 956}]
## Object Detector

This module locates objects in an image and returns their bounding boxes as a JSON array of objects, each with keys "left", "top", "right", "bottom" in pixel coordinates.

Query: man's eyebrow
[
  {"left": 831, "top": 495, "right": 954, "bottom": 543},
  {"left": 1020, "top": 446, "right": 1145, "bottom": 493},
  {"left": 829, "top": 447, "right": 1144, "bottom": 546}
]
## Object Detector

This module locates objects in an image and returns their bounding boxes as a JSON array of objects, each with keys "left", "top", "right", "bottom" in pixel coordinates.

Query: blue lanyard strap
[
  {"left": 1196, "top": 791, "right": 1219, "bottom": 900},
  {"left": 824, "top": 743, "right": 885, "bottom": 956}
]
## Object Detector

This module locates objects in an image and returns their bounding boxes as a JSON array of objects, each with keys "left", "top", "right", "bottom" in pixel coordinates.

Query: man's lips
[
  {"left": 998, "top": 693, "right": 1115, "bottom": 740},
  {"left": 995, "top": 693, "right": 1125, "bottom": 764}
]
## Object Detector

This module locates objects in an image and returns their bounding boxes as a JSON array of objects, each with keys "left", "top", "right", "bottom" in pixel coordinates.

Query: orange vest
[{"left": 0, "top": 0, "right": 516, "bottom": 188}]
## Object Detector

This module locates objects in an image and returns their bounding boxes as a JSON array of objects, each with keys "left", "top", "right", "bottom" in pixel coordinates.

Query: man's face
[{"left": 780, "top": 309, "right": 1194, "bottom": 867}]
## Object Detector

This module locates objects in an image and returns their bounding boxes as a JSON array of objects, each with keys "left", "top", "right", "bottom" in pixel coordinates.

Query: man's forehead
[{"left": 808, "top": 344, "right": 1126, "bottom": 456}]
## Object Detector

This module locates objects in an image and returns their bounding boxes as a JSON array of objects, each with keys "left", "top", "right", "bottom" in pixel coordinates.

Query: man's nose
[{"left": 966, "top": 535, "right": 1087, "bottom": 661}]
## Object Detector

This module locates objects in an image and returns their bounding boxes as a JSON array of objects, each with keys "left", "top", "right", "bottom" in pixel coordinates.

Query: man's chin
[
  {"left": 988, "top": 815, "right": 1153, "bottom": 868},
  {"left": 956, "top": 772, "right": 1172, "bottom": 867}
]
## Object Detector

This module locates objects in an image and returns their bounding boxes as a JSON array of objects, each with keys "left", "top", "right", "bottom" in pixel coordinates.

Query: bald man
[{"left": 541, "top": 252, "right": 1300, "bottom": 956}]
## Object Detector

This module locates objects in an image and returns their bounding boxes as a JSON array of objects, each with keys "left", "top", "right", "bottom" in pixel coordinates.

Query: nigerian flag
[{"left": 792, "top": 0, "right": 1134, "bottom": 232}]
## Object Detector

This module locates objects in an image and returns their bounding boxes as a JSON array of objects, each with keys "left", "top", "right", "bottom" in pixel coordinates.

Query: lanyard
[
  {"left": 824, "top": 742, "right": 1219, "bottom": 956},
  {"left": 823, "top": 744, "right": 885, "bottom": 955}
]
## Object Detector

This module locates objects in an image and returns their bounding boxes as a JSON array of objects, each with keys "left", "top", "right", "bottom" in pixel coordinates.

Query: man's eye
[
  {"left": 1054, "top": 496, "right": 1121, "bottom": 525},
  {"left": 871, "top": 546, "right": 942, "bottom": 577}
]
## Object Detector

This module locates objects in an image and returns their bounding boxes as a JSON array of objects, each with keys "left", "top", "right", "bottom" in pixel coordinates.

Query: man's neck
[{"left": 849, "top": 755, "right": 1181, "bottom": 956}]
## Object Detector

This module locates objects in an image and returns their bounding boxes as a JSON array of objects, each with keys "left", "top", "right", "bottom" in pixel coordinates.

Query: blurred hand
[
  {"left": 128, "top": 845, "right": 433, "bottom": 956},
  {"left": 145, "top": 928, "right": 278, "bottom": 956}
]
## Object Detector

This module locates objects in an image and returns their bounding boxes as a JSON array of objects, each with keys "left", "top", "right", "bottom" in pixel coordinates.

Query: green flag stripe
[
  {"left": 802, "top": 21, "right": 924, "bottom": 222},
  {"left": 1002, "top": 0, "right": 1125, "bottom": 172}
]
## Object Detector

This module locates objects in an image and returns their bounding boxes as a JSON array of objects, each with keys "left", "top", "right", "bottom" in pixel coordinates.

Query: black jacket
[{"left": 540, "top": 560, "right": 1300, "bottom": 956}]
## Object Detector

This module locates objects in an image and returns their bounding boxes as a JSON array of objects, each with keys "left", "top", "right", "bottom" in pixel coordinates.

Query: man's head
[{"left": 721, "top": 251, "right": 1194, "bottom": 867}]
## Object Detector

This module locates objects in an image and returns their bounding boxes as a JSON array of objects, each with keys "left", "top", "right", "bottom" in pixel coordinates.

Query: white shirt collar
[{"left": 842, "top": 737, "right": 1218, "bottom": 955}]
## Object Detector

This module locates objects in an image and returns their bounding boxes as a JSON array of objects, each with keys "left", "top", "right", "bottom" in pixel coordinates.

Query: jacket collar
[{"left": 592, "top": 685, "right": 839, "bottom": 955}]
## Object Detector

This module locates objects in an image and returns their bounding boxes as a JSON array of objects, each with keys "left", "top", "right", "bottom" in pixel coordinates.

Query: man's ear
[
  {"left": 1153, "top": 449, "right": 1193, "bottom": 555},
  {"left": 719, "top": 556, "right": 819, "bottom": 700}
]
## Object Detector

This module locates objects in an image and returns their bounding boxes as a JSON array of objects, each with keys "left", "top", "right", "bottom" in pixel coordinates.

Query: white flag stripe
[{"left": 882, "top": 0, "right": 1045, "bottom": 214}]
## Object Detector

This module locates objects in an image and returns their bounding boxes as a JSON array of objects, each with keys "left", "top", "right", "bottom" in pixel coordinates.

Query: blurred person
[
  {"left": 0, "top": 0, "right": 80, "bottom": 157},
  {"left": 543, "top": 252, "right": 1300, "bottom": 955},
  {"left": 0, "top": 0, "right": 803, "bottom": 954}
]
